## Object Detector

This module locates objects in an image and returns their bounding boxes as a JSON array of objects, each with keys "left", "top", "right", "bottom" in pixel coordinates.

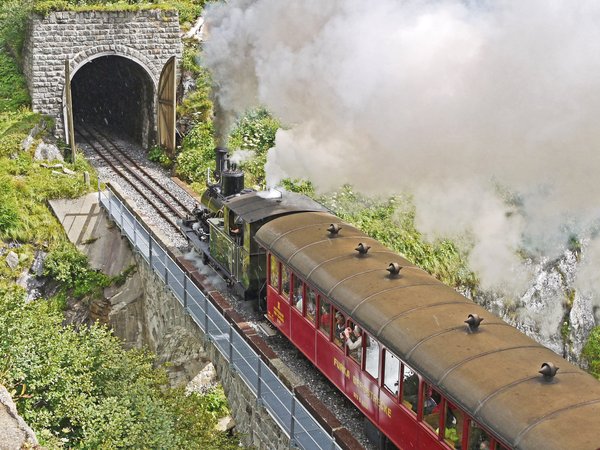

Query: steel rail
[
  {"left": 76, "top": 129, "right": 183, "bottom": 234},
  {"left": 87, "top": 125, "right": 192, "bottom": 216}
]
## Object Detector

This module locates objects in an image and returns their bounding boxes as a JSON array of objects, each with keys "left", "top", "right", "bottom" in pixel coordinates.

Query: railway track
[{"left": 77, "top": 125, "right": 192, "bottom": 240}]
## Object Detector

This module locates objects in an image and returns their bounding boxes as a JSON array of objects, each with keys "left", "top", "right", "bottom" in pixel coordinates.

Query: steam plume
[{"left": 203, "top": 0, "right": 600, "bottom": 330}]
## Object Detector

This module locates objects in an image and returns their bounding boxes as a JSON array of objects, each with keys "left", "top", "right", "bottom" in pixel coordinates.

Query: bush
[
  {"left": 583, "top": 326, "right": 600, "bottom": 379},
  {"left": 227, "top": 108, "right": 280, "bottom": 189},
  {"left": 175, "top": 121, "right": 215, "bottom": 185},
  {"left": 0, "top": 286, "right": 239, "bottom": 449},
  {"left": 43, "top": 242, "right": 110, "bottom": 297},
  {"left": 148, "top": 145, "right": 174, "bottom": 169}
]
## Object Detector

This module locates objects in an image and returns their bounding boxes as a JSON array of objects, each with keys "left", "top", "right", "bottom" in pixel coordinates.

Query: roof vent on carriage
[
  {"left": 327, "top": 223, "right": 341, "bottom": 236},
  {"left": 387, "top": 262, "right": 402, "bottom": 276},
  {"left": 355, "top": 243, "right": 371, "bottom": 255},
  {"left": 465, "top": 313, "right": 484, "bottom": 332},
  {"left": 539, "top": 362, "right": 559, "bottom": 380}
]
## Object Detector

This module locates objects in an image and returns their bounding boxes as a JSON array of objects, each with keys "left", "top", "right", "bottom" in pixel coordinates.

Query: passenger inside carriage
[
  {"left": 319, "top": 300, "right": 332, "bottom": 334},
  {"left": 334, "top": 311, "right": 346, "bottom": 347},
  {"left": 344, "top": 324, "right": 363, "bottom": 362},
  {"left": 306, "top": 289, "right": 316, "bottom": 322}
]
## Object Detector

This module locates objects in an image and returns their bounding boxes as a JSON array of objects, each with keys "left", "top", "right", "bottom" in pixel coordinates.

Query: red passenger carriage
[{"left": 256, "top": 211, "right": 600, "bottom": 450}]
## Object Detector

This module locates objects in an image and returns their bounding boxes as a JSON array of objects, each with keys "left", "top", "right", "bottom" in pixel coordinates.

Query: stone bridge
[{"left": 22, "top": 9, "right": 182, "bottom": 149}]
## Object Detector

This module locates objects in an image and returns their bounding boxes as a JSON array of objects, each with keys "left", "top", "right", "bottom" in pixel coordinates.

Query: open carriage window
[
  {"left": 306, "top": 287, "right": 316, "bottom": 323},
  {"left": 443, "top": 401, "right": 464, "bottom": 448},
  {"left": 344, "top": 320, "right": 363, "bottom": 364},
  {"left": 292, "top": 275, "right": 303, "bottom": 312},
  {"left": 318, "top": 298, "right": 332, "bottom": 335},
  {"left": 383, "top": 350, "right": 400, "bottom": 396},
  {"left": 333, "top": 309, "right": 346, "bottom": 348},
  {"left": 401, "top": 364, "right": 418, "bottom": 415},
  {"left": 467, "top": 420, "right": 493, "bottom": 450},
  {"left": 421, "top": 383, "right": 441, "bottom": 432},
  {"left": 281, "top": 266, "right": 290, "bottom": 298},
  {"left": 269, "top": 255, "right": 279, "bottom": 290}
]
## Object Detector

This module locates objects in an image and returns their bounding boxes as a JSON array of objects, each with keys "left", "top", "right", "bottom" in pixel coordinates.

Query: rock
[
  {"left": 63, "top": 167, "right": 76, "bottom": 176},
  {"left": 21, "top": 135, "right": 34, "bottom": 152},
  {"left": 21, "top": 120, "right": 47, "bottom": 152},
  {"left": 0, "top": 385, "right": 39, "bottom": 449},
  {"left": 5, "top": 252, "right": 18, "bottom": 270},
  {"left": 34, "top": 142, "right": 63, "bottom": 162},
  {"left": 183, "top": 15, "right": 204, "bottom": 41},
  {"left": 568, "top": 292, "right": 596, "bottom": 363},
  {"left": 30, "top": 250, "right": 47, "bottom": 277},
  {"left": 186, "top": 362, "right": 218, "bottom": 395},
  {"left": 216, "top": 415, "right": 235, "bottom": 433}
]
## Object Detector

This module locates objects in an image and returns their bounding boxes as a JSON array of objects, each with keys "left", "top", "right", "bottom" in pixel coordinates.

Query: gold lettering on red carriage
[
  {"left": 269, "top": 301, "right": 285, "bottom": 325},
  {"left": 333, "top": 357, "right": 350, "bottom": 379},
  {"left": 352, "top": 375, "right": 392, "bottom": 418}
]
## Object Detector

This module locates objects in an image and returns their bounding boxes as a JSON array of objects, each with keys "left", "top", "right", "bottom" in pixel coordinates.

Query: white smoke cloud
[{"left": 203, "top": 0, "right": 600, "bottom": 318}]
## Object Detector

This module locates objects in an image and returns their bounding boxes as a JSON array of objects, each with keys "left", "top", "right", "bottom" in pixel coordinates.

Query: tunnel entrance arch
[
  {"left": 67, "top": 53, "right": 157, "bottom": 148},
  {"left": 23, "top": 9, "right": 182, "bottom": 147}
]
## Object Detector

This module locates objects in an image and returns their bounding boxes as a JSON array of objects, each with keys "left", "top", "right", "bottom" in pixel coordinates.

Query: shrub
[
  {"left": 175, "top": 121, "right": 215, "bottom": 185},
  {"left": 0, "top": 286, "right": 239, "bottom": 449},
  {"left": 227, "top": 108, "right": 280, "bottom": 189},
  {"left": 148, "top": 145, "right": 174, "bottom": 169},
  {"left": 583, "top": 326, "right": 600, "bottom": 379},
  {"left": 43, "top": 242, "right": 110, "bottom": 297}
]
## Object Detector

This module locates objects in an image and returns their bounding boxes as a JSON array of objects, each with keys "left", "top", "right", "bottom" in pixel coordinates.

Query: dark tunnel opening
[{"left": 71, "top": 55, "right": 155, "bottom": 147}]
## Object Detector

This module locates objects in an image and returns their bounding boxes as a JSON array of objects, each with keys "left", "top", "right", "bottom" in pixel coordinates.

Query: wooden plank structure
[
  {"left": 65, "top": 59, "right": 76, "bottom": 161},
  {"left": 157, "top": 56, "right": 177, "bottom": 156}
]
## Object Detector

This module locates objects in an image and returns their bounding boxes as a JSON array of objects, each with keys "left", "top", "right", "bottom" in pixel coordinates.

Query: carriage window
[
  {"left": 383, "top": 351, "right": 400, "bottom": 396},
  {"left": 269, "top": 255, "right": 279, "bottom": 289},
  {"left": 319, "top": 299, "right": 332, "bottom": 335},
  {"left": 401, "top": 364, "right": 418, "bottom": 415},
  {"left": 281, "top": 266, "right": 290, "bottom": 298},
  {"left": 365, "top": 335, "right": 379, "bottom": 379},
  {"left": 468, "top": 420, "right": 492, "bottom": 450},
  {"left": 292, "top": 275, "right": 303, "bottom": 312},
  {"left": 306, "top": 287, "right": 316, "bottom": 323},
  {"left": 443, "top": 402, "right": 463, "bottom": 448},
  {"left": 421, "top": 384, "right": 441, "bottom": 431},
  {"left": 345, "top": 321, "right": 363, "bottom": 364},
  {"left": 333, "top": 309, "right": 346, "bottom": 348}
]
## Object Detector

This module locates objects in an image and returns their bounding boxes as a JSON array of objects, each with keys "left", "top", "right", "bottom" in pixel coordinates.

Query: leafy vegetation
[
  {"left": 317, "top": 188, "right": 477, "bottom": 289},
  {"left": 227, "top": 108, "right": 281, "bottom": 190},
  {"left": 148, "top": 144, "right": 174, "bottom": 169},
  {"left": 0, "top": 286, "right": 238, "bottom": 449},
  {"left": 0, "top": 1, "right": 240, "bottom": 448},
  {"left": 583, "top": 326, "right": 600, "bottom": 380}
]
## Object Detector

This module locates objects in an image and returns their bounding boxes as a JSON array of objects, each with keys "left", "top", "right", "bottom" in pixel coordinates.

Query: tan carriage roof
[{"left": 255, "top": 211, "right": 600, "bottom": 450}]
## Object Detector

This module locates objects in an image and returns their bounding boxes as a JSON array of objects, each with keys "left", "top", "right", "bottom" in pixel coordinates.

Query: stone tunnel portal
[{"left": 71, "top": 55, "right": 155, "bottom": 147}]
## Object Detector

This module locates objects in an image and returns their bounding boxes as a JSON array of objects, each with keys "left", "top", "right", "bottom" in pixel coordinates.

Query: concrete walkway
[{"left": 49, "top": 192, "right": 134, "bottom": 276}]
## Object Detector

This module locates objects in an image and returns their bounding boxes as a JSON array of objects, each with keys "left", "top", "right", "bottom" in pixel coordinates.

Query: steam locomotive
[
  {"left": 180, "top": 147, "right": 329, "bottom": 302},
  {"left": 181, "top": 148, "right": 600, "bottom": 450}
]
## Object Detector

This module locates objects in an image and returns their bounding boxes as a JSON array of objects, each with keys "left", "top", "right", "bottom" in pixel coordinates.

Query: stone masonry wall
[
  {"left": 133, "top": 257, "right": 293, "bottom": 449},
  {"left": 21, "top": 9, "right": 182, "bottom": 140}
]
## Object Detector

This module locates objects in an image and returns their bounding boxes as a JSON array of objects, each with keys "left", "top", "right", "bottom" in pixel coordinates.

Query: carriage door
[{"left": 157, "top": 56, "right": 176, "bottom": 156}]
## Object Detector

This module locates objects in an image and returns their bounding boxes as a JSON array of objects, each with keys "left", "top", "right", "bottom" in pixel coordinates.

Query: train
[{"left": 181, "top": 148, "right": 600, "bottom": 450}]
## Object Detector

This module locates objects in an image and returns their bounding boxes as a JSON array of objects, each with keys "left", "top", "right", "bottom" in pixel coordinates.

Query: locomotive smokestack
[{"left": 215, "top": 147, "right": 228, "bottom": 181}]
